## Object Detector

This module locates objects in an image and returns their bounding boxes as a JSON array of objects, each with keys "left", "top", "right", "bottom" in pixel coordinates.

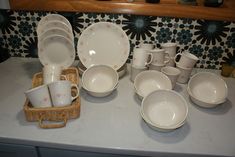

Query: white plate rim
[
  {"left": 77, "top": 22, "right": 130, "bottom": 70},
  {"left": 38, "top": 27, "right": 73, "bottom": 43},
  {"left": 37, "top": 20, "right": 73, "bottom": 35},
  {"left": 37, "top": 14, "right": 72, "bottom": 33},
  {"left": 38, "top": 35, "right": 75, "bottom": 68}
]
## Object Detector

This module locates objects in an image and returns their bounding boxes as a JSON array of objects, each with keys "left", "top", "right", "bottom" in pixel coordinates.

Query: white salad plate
[
  {"left": 77, "top": 22, "right": 130, "bottom": 70},
  {"left": 37, "top": 20, "right": 73, "bottom": 35},
  {"left": 38, "top": 28, "right": 73, "bottom": 43},
  {"left": 37, "top": 14, "right": 72, "bottom": 33},
  {"left": 38, "top": 35, "right": 75, "bottom": 68}
]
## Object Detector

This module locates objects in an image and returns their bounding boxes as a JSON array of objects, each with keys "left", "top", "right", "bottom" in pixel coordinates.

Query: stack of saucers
[{"left": 37, "top": 14, "right": 75, "bottom": 69}]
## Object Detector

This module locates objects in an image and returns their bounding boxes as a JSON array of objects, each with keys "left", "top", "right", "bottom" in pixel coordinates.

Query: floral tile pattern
[{"left": 0, "top": 10, "right": 234, "bottom": 69}]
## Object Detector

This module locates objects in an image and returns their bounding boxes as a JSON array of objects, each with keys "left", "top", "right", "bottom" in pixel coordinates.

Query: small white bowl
[
  {"left": 78, "top": 62, "right": 126, "bottom": 78},
  {"left": 82, "top": 65, "right": 119, "bottom": 97},
  {"left": 187, "top": 72, "right": 228, "bottom": 108},
  {"left": 134, "top": 70, "right": 172, "bottom": 99},
  {"left": 141, "top": 90, "right": 188, "bottom": 131}
]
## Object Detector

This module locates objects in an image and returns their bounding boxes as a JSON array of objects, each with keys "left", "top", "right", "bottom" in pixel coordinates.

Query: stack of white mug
[
  {"left": 24, "top": 66, "right": 79, "bottom": 108},
  {"left": 130, "top": 43, "right": 154, "bottom": 82}
]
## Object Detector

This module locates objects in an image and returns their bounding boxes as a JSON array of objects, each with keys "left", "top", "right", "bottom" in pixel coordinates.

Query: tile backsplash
[{"left": 0, "top": 10, "right": 234, "bottom": 69}]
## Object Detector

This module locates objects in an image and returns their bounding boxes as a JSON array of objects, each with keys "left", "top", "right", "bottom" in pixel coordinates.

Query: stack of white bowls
[{"left": 37, "top": 14, "right": 75, "bottom": 70}]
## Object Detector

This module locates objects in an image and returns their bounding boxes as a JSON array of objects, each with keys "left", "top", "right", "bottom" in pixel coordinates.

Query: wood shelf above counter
[{"left": 9, "top": 0, "right": 235, "bottom": 21}]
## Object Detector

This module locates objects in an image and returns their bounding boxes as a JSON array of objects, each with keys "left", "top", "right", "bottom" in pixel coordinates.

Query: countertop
[{"left": 0, "top": 57, "right": 235, "bottom": 157}]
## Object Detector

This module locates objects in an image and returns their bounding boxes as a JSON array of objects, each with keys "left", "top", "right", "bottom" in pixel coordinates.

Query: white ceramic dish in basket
[
  {"left": 77, "top": 22, "right": 130, "bottom": 71},
  {"left": 82, "top": 65, "right": 119, "bottom": 97},
  {"left": 134, "top": 70, "right": 172, "bottom": 99},
  {"left": 187, "top": 72, "right": 228, "bottom": 108},
  {"left": 140, "top": 90, "right": 188, "bottom": 132}
]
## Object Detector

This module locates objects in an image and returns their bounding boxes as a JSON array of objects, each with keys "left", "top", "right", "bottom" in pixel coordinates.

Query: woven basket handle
[{"left": 39, "top": 114, "right": 67, "bottom": 129}]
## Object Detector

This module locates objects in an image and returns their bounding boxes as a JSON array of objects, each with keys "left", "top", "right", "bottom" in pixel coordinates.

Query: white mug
[
  {"left": 140, "top": 43, "right": 155, "bottom": 50},
  {"left": 132, "top": 48, "right": 153, "bottom": 67},
  {"left": 48, "top": 80, "right": 79, "bottom": 107},
  {"left": 161, "top": 42, "right": 177, "bottom": 58},
  {"left": 43, "top": 65, "right": 67, "bottom": 84},
  {"left": 25, "top": 85, "right": 52, "bottom": 108},
  {"left": 149, "top": 49, "right": 170, "bottom": 65},
  {"left": 130, "top": 65, "right": 148, "bottom": 82},
  {"left": 174, "top": 51, "right": 199, "bottom": 68},
  {"left": 161, "top": 66, "right": 181, "bottom": 88},
  {"left": 149, "top": 63, "right": 165, "bottom": 71},
  {"left": 166, "top": 57, "right": 176, "bottom": 67},
  {"left": 176, "top": 64, "right": 193, "bottom": 84}
]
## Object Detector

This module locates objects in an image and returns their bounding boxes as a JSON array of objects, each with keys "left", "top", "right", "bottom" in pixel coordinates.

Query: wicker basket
[{"left": 24, "top": 67, "right": 80, "bottom": 129}]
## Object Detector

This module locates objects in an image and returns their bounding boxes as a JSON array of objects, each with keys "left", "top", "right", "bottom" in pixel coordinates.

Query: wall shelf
[{"left": 9, "top": 0, "right": 235, "bottom": 21}]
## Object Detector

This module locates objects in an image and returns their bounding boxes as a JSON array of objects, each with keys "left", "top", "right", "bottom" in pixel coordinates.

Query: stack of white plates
[{"left": 37, "top": 14, "right": 75, "bottom": 69}]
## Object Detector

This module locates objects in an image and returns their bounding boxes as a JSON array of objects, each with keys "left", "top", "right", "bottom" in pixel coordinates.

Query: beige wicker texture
[{"left": 24, "top": 67, "right": 80, "bottom": 129}]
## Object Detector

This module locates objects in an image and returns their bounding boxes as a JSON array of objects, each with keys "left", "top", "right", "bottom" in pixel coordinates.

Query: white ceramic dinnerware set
[
  {"left": 77, "top": 22, "right": 130, "bottom": 97},
  {"left": 131, "top": 43, "right": 228, "bottom": 131},
  {"left": 25, "top": 14, "right": 79, "bottom": 108}
]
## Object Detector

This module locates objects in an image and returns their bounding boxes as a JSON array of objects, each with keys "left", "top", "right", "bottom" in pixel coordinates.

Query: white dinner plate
[
  {"left": 37, "top": 20, "right": 73, "bottom": 35},
  {"left": 38, "top": 28, "right": 73, "bottom": 43},
  {"left": 38, "top": 35, "right": 75, "bottom": 68},
  {"left": 77, "top": 22, "right": 130, "bottom": 70},
  {"left": 37, "top": 14, "right": 72, "bottom": 33}
]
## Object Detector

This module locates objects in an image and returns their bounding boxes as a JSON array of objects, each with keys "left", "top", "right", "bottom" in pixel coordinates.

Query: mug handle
[
  {"left": 164, "top": 52, "right": 170, "bottom": 64},
  {"left": 174, "top": 53, "right": 182, "bottom": 64},
  {"left": 60, "top": 75, "right": 67, "bottom": 80},
  {"left": 71, "top": 83, "right": 79, "bottom": 101},
  {"left": 145, "top": 53, "right": 153, "bottom": 66}
]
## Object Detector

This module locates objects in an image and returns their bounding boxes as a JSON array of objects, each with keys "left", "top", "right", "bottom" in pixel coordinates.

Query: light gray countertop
[{"left": 0, "top": 57, "right": 235, "bottom": 157}]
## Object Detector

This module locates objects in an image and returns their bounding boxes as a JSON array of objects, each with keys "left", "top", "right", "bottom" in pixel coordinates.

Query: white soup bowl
[
  {"left": 141, "top": 90, "right": 188, "bottom": 132},
  {"left": 82, "top": 65, "right": 119, "bottom": 97},
  {"left": 187, "top": 72, "right": 228, "bottom": 108},
  {"left": 134, "top": 70, "right": 172, "bottom": 99}
]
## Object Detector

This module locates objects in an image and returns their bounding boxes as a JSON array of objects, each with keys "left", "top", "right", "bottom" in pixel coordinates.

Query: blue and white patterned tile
[{"left": 0, "top": 9, "right": 235, "bottom": 69}]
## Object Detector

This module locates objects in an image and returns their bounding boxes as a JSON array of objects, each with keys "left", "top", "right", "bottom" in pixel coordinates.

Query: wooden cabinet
[
  {"left": 9, "top": 0, "right": 235, "bottom": 21},
  {"left": 0, "top": 143, "right": 38, "bottom": 157}
]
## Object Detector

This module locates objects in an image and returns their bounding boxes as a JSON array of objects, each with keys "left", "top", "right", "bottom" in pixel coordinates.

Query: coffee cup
[
  {"left": 176, "top": 64, "right": 193, "bottom": 84},
  {"left": 140, "top": 43, "right": 155, "bottom": 50},
  {"left": 43, "top": 65, "right": 67, "bottom": 84},
  {"left": 48, "top": 80, "right": 79, "bottom": 107},
  {"left": 25, "top": 85, "right": 52, "bottom": 108},
  {"left": 149, "top": 49, "right": 170, "bottom": 65},
  {"left": 174, "top": 51, "right": 199, "bottom": 68},
  {"left": 161, "top": 66, "right": 181, "bottom": 88},
  {"left": 132, "top": 48, "right": 153, "bottom": 67},
  {"left": 161, "top": 42, "right": 178, "bottom": 58}
]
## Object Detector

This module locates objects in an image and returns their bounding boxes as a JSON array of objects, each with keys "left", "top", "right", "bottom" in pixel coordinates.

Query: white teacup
[
  {"left": 149, "top": 63, "right": 165, "bottom": 71},
  {"left": 176, "top": 64, "right": 193, "bottom": 84},
  {"left": 149, "top": 49, "right": 170, "bottom": 65},
  {"left": 43, "top": 65, "right": 67, "bottom": 84},
  {"left": 161, "top": 66, "right": 181, "bottom": 88},
  {"left": 25, "top": 85, "right": 52, "bottom": 108},
  {"left": 130, "top": 65, "right": 148, "bottom": 82},
  {"left": 140, "top": 43, "right": 155, "bottom": 50},
  {"left": 161, "top": 42, "right": 177, "bottom": 58},
  {"left": 132, "top": 48, "right": 153, "bottom": 67},
  {"left": 48, "top": 80, "right": 79, "bottom": 107},
  {"left": 166, "top": 57, "right": 175, "bottom": 67},
  {"left": 174, "top": 51, "right": 199, "bottom": 68}
]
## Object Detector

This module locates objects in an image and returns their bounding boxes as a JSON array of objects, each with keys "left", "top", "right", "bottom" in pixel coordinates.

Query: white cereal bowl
[
  {"left": 134, "top": 70, "right": 172, "bottom": 99},
  {"left": 141, "top": 90, "right": 188, "bottom": 131},
  {"left": 187, "top": 72, "right": 228, "bottom": 108},
  {"left": 82, "top": 65, "right": 119, "bottom": 97}
]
